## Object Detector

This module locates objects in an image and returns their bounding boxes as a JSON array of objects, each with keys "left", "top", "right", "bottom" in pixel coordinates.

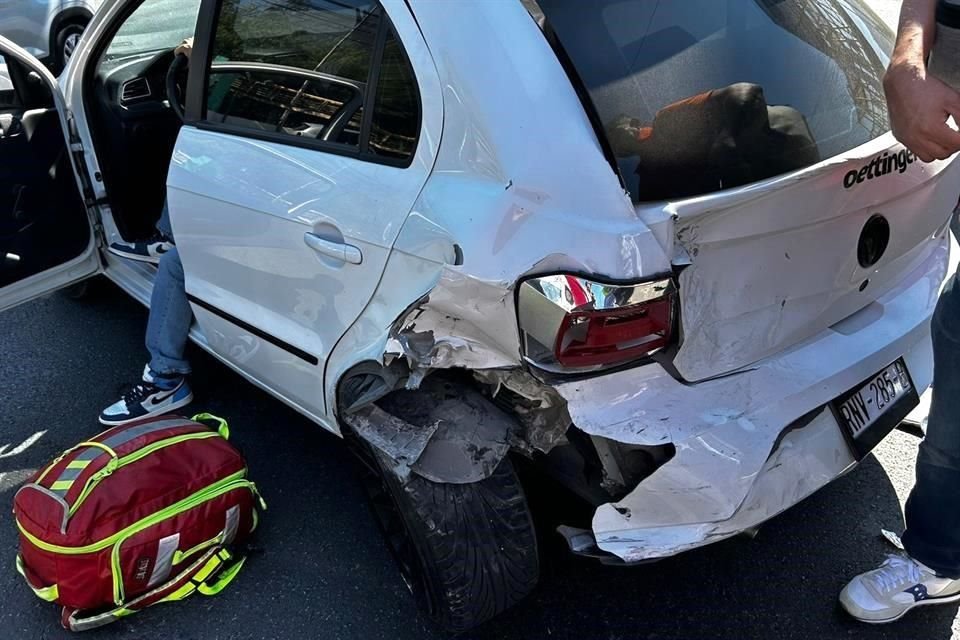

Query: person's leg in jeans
[
  {"left": 902, "top": 273, "right": 960, "bottom": 575},
  {"left": 99, "top": 205, "right": 194, "bottom": 425},
  {"left": 840, "top": 273, "right": 960, "bottom": 622}
]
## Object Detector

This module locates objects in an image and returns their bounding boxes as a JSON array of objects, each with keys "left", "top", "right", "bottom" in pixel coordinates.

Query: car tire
[
  {"left": 351, "top": 437, "right": 539, "bottom": 632},
  {"left": 53, "top": 20, "right": 88, "bottom": 75}
]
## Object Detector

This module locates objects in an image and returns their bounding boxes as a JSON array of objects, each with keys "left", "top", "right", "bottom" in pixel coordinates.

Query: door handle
[{"left": 304, "top": 232, "right": 362, "bottom": 265}]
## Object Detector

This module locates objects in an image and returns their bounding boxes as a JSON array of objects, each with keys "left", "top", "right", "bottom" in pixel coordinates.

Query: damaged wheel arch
[{"left": 338, "top": 367, "right": 520, "bottom": 484}]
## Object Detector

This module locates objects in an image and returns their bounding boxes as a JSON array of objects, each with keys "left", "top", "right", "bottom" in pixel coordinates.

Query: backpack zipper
[
  {"left": 16, "top": 469, "right": 250, "bottom": 556},
  {"left": 67, "top": 431, "right": 221, "bottom": 519}
]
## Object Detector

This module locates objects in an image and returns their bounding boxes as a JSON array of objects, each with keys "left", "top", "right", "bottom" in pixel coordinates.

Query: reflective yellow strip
[
  {"left": 192, "top": 554, "right": 223, "bottom": 583},
  {"left": 197, "top": 556, "right": 245, "bottom": 596},
  {"left": 114, "top": 608, "right": 136, "bottom": 618},
  {"left": 50, "top": 480, "right": 73, "bottom": 492},
  {"left": 35, "top": 457, "right": 65, "bottom": 485},
  {"left": 16, "top": 555, "right": 59, "bottom": 602},
  {"left": 66, "top": 460, "right": 90, "bottom": 470},
  {"left": 33, "top": 583, "right": 59, "bottom": 602},
  {"left": 35, "top": 442, "right": 118, "bottom": 487},
  {"left": 159, "top": 552, "right": 225, "bottom": 603},
  {"left": 163, "top": 581, "right": 197, "bottom": 602}
]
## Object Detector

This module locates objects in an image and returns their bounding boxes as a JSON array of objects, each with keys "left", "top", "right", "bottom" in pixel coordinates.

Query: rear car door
[
  {"left": 167, "top": 0, "right": 440, "bottom": 422},
  {"left": 0, "top": 38, "right": 100, "bottom": 313}
]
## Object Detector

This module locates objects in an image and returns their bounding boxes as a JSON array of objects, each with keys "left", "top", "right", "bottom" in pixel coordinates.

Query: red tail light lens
[
  {"left": 518, "top": 275, "right": 676, "bottom": 372},
  {"left": 555, "top": 294, "right": 674, "bottom": 368}
]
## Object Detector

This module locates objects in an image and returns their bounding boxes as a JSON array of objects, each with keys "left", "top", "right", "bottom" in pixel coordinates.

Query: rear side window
[
  {"left": 368, "top": 29, "right": 420, "bottom": 160},
  {"left": 204, "top": 0, "right": 420, "bottom": 163},
  {"left": 531, "top": 0, "right": 893, "bottom": 202}
]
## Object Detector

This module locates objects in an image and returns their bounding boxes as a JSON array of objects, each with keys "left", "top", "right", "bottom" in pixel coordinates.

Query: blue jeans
[
  {"left": 902, "top": 269, "right": 960, "bottom": 578},
  {"left": 146, "top": 203, "right": 192, "bottom": 378}
]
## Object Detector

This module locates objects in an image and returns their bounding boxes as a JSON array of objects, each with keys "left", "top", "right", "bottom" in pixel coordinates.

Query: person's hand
[
  {"left": 174, "top": 37, "right": 194, "bottom": 60},
  {"left": 884, "top": 58, "right": 960, "bottom": 162}
]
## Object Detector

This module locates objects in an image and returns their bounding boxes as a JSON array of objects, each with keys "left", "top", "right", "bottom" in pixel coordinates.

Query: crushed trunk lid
[{"left": 653, "top": 137, "right": 960, "bottom": 381}]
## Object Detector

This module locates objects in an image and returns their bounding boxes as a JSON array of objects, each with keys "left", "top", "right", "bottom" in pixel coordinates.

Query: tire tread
[{"left": 394, "top": 458, "right": 539, "bottom": 632}]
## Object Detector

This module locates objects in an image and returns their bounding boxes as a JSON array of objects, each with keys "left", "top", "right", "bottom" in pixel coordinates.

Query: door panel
[
  {"left": 0, "top": 41, "right": 99, "bottom": 313},
  {"left": 0, "top": 107, "right": 90, "bottom": 287},
  {"left": 167, "top": 0, "right": 440, "bottom": 422}
]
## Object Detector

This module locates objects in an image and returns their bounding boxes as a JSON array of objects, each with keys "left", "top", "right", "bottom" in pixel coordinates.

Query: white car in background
[
  {"left": 1, "top": 0, "right": 958, "bottom": 633},
  {"left": 0, "top": 0, "right": 101, "bottom": 73}
]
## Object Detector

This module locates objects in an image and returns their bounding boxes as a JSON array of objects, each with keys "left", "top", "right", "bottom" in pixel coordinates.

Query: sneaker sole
[
  {"left": 99, "top": 392, "right": 194, "bottom": 426},
  {"left": 107, "top": 246, "right": 161, "bottom": 265},
  {"left": 845, "top": 591, "right": 960, "bottom": 624}
]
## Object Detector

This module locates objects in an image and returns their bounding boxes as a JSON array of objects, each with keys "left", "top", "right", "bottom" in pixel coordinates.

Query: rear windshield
[{"left": 530, "top": 0, "right": 893, "bottom": 202}]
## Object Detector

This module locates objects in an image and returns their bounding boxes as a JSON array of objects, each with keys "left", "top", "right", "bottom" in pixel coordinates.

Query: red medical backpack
[{"left": 13, "top": 414, "right": 264, "bottom": 631}]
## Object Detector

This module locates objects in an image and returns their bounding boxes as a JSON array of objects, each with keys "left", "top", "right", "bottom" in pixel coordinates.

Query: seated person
[{"left": 101, "top": 39, "right": 194, "bottom": 426}]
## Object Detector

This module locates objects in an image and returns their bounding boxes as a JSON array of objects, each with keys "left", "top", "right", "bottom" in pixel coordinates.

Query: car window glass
[
  {"left": 213, "top": 0, "right": 381, "bottom": 78},
  {"left": 0, "top": 56, "right": 14, "bottom": 108},
  {"left": 533, "top": 0, "right": 893, "bottom": 202},
  {"left": 206, "top": 0, "right": 420, "bottom": 160},
  {"left": 207, "top": 70, "right": 363, "bottom": 142},
  {"left": 207, "top": 0, "right": 381, "bottom": 147},
  {"left": 369, "top": 28, "right": 419, "bottom": 161},
  {"left": 103, "top": 0, "right": 204, "bottom": 64}
]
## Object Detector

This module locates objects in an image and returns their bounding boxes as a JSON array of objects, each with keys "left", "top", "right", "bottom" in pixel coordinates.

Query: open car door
[{"left": 0, "top": 37, "right": 100, "bottom": 313}]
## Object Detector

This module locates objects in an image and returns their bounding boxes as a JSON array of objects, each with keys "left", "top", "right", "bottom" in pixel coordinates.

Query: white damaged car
[{"left": 1, "top": 0, "right": 957, "bottom": 632}]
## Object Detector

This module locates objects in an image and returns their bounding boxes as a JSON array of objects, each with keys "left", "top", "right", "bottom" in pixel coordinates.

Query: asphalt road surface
[
  {"left": 5, "top": 1, "right": 960, "bottom": 638},
  {"left": 1, "top": 281, "right": 958, "bottom": 640}
]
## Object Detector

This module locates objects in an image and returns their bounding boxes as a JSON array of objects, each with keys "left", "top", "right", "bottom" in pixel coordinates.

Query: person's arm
[{"left": 884, "top": 0, "right": 960, "bottom": 161}]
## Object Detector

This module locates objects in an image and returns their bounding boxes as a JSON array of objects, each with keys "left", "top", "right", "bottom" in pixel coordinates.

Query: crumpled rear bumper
[{"left": 553, "top": 233, "right": 947, "bottom": 563}]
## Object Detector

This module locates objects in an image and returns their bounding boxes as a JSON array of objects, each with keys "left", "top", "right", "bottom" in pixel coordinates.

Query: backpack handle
[{"left": 192, "top": 413, "right": 230, "bottom": 439}]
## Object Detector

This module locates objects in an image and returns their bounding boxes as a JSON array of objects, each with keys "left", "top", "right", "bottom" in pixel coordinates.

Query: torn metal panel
[
  {"left": 345, "top": 377, "right": 517, "bottom": 484},
  {"left": 408, "top": 383, "right": 515, "bottom": 484},
  {"left": 342, "top": 404, "right": 440, "bottom": 469},
  {"left": 592, "top": 407, "right": 855, "bottom": 563},
  {"left": 555, "top": 244, "right": 942, "bottom": 561},
  {"left": 382, "top": 269, "right": 519, "bottom": 388},
  {"left": 473, "top": 369, "right": 571, "bottom": 453},
  {"left": 636, "top": 136, "right": 960, "bottom": 383}
]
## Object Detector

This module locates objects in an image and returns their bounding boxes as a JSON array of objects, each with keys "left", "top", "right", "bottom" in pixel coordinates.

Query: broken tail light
[{"left": 518, "top": 274, "right": 676, "bottom": 373}]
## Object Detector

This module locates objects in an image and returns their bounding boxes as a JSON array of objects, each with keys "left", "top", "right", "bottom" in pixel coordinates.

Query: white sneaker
[
  {"left": 108, "top": 233, "right": 173, "bottom": 265},
  {"left": 840, "top": 555, "right": 960, "bottom": 623},
  {"left": 99, "top": 366, "right": 193, "bottom": 426}
]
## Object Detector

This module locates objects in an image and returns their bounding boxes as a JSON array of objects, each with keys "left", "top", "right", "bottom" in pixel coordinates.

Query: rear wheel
[
  {"left": 53, "top": 20, "right": 88, "bottom": 75},
  {"left": 351, "top": 436, "right": 539, "bottom": 632}
]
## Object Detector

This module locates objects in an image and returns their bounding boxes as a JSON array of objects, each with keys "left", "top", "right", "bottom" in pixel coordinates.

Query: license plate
[{"left": 831, "top": 359, "right": 919, "bottom": 460}]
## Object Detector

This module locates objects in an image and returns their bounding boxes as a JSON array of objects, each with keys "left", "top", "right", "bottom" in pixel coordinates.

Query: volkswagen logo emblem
[{"left": 858, "top": 214, "right": 890, "bottom": 269}]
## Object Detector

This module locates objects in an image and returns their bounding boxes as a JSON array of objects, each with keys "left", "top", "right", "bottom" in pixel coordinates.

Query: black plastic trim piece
[
  {"left": 184, "top": 0, "right": 219, "bottom": 125},
  {"left": 187, "top": 294, "right": 319, "bottom": 365},
  {"left": 360, "top": 14, "right": 389, "bottom": 153}
]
